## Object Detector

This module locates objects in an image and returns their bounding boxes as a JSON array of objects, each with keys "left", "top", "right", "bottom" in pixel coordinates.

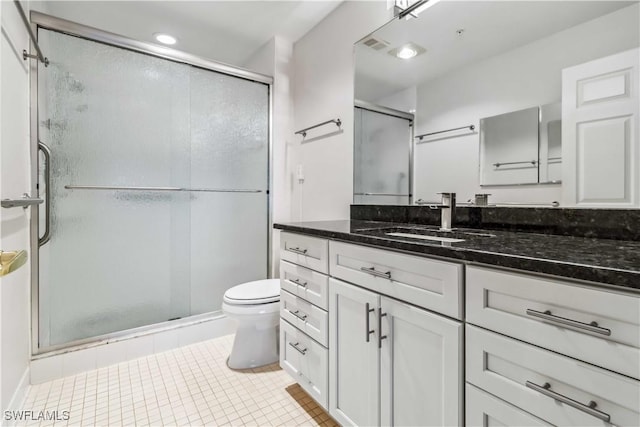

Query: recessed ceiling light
[
  {"left": 388, "top": 42, "right": 426, "bottom": 60},
  {"left": 396, "top": 46, "right": 418, "bottom": 59},
  {"left": 154, "top": 33, "right": 177, "bottom": 45}
]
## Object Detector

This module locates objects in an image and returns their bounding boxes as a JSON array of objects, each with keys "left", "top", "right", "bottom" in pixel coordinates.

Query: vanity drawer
[
  {"left": 280, "top": 290, "right": 328, "bottom": 347},
  {"left": 466, "top": 383, "right": 551, "bottom": 427},
  {"left": 280, "top": 319, "right": 328, "bottom": 409},
  {"left": 466, "top": 266, "right": 640, "bottom": 379},
  {"left": 280, "top": 232, "right": 329, "bottom": 274},
  {"left": 280, "top": 261, "right": 329, "bottom": 310},
  {"left": 329, "top": 241, "right": 463, "bottom": 319},
  {"left": 466, "top": 325, "right": 640, "bottom": 427}
]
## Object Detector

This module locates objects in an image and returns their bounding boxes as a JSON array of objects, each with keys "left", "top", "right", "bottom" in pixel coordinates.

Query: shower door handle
[{"left": 38, "top": 141, "right": 52, "bottom": 246}]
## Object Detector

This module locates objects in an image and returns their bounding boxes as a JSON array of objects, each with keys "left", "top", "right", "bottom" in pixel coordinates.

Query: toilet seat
[{"left": 223, "top": 279, "right": 280, "bottom": 305}]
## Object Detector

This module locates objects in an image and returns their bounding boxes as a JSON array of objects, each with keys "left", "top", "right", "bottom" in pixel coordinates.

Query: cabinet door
[
  {"left": 329, "top": 278, "right": 380, "bottom": 426},
  {"left": 562, "top": 48, "right": 639, "bottom": 207},
  {"left": 380, "top": 296, "right": 463, "bottom": 426}
]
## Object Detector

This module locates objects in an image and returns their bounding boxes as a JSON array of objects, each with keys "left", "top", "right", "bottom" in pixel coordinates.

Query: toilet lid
[{"left": 223, "top": 279, "right": 281, "bottom": 305}]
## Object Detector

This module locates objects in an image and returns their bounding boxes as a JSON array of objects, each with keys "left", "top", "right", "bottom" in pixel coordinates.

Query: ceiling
[
  {"left": 31, "top": 1, "right": 343, "bottom": 68},
  {"left": 355, "top": 1, "right": 638, "bottom": 102}
]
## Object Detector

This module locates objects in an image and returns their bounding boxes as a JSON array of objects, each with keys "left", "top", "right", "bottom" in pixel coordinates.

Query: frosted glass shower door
[
  {"left": 37, "top": 29, "right": 268, "bottom": 349},
  {"left": 354, "top": 107, "right": 412, "bottom": 205}
]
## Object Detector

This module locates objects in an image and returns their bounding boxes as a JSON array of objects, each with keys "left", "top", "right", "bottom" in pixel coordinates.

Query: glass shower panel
[
  {"left": 38, "top": 30, "right": 192, "bottom": 346},
  {"left": 354, "top": 107, "right": 411, "bottom": 205},
  {"left": 188, "top": 67, "right": 269, "bottom": 314}
]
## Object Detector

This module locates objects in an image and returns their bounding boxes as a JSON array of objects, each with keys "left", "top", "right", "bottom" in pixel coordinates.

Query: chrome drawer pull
[
  {"left": 290, "top": 278, "right": 308, "bottom": 287},
  {"left": 289, "top": 309, "right": 308, "bottom": 321},
  {"left": 365, "top": 303, "right": 375, "bottom": 342},
  {"left": 525, "top": 309, "right": 611, "bottom": 336},
  {"left": 287, "top": 247, "right": 308, "bottom": 256},
  {"left": 378, "top": 308, "right": 387, "bottom": 348},
  {"left": 360, "top": 266, "right": 392, "bottom": 280},
  {"left": 288, "top": 341, "right": 307, "bottom": 355},
  {"left": 525, "top": 381, "right": 610, "bottom": 423}
]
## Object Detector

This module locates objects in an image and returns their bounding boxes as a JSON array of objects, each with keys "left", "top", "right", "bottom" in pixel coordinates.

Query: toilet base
[{"left": 227, "top": 322, "right": 279, "bottom": 370}]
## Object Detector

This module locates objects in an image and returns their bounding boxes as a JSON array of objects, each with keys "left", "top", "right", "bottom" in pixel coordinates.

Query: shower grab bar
[
  {"left": 13, "top": 0, "right": 49, "bottom": 67},
  {"left": 64, "top": 185, "right": 263, "bottom": 193},
  {"left": 38, "top": 142, "right": 52, "bottom": 246}
]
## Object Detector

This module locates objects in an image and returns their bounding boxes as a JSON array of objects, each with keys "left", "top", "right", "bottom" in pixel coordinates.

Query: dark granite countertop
[{"left": 274, "top": 220, "right": 640, "bottom": 292}]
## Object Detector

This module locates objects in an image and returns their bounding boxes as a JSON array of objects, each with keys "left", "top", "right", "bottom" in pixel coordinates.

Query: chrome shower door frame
[{"left": 29, "top": 12, "right": 274, "bottom": 356}]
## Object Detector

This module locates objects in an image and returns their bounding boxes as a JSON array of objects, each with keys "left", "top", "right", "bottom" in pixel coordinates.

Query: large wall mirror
[{"left": 354, "top": 1, "right": 639, "bottom": 206}]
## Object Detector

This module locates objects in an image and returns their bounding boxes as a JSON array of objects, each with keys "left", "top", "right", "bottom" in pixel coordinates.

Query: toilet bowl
[{"left": 222, "top": 278, "right": 281, "bottom": 369}]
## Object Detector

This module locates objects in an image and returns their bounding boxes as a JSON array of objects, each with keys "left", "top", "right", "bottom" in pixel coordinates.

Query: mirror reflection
[{"left": 354, "top": 1, "right": 639, "bottom": 206}]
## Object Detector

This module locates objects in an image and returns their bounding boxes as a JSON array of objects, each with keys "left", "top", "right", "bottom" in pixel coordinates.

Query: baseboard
[{"left": 3, "top": 367, "right": 30, "bottom": 426}]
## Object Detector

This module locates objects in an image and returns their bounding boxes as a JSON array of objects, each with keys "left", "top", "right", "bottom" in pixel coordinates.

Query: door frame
[{"left": 28, "top": 11, "right": 274, "bottom": 356}]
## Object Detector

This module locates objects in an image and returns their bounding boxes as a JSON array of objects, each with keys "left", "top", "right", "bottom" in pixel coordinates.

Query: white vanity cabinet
[
  {"left": 279, "top": 232, "right": 330, "bottom": 410},
  {"left": 328, "top": 241, "right": 463, "bottom": 427},
  {"left": 466, "top": 265, "right": 640, "bottom": 427}
]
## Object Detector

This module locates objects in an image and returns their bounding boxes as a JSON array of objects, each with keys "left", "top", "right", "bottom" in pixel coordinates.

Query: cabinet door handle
[
  {"left": 287, "top": 247, "right": 308, "bottom": 256},
  {"left": 288, "top": 341, "right": 307, "bottom": 355},
  {"left": 288, "top": 309, "right": 308, "bottom": 321},
  {"left": 290, "top": 278, "right": 308, "bottom": 287},
  {"left": 365, "top": 303, "right": 375, "bottom": 342},
  {"left": 360, "top": 266, "right": 392, "bottom": 280},
  {"left": 525, "top": 309, "right": 611, "bottom": 336},
  {"left": 378, "top": 308, "right": 387, "bottom": 348},
  {"left": 525, "top": 381, "right": 610, "bottom": 423}
]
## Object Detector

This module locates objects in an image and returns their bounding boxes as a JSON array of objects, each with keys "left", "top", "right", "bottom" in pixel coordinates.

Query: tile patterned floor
[{"left": 17, "top": 335, "right": 338, "bottom": 426}]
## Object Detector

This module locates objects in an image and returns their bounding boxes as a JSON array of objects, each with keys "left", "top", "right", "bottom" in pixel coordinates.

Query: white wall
[
  {"left": 0, "top": 0, "right": 33, "bottom": 413},
  {"left": 244, "top": 36, "right": 294, "bottom": 276},
  {"left": 373, "top": 85, "right": 416, "bottom": 114},
  {"left": 291, "top": 1, "right": 393, "bottom": 221},
  {"left": 414, "top": 4, "right": 640, "bottom": 205}
]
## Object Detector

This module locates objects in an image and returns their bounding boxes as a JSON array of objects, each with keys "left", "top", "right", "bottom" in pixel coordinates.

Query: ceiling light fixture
[
  {"left": 396, "top": 46, "right": 418, "bottom": 59},
  {"left": 388, "top": 42, "right": 426, "bottom": 60},
  {"left": 154, "top": 33, "right": 177, "bottom": 45}
]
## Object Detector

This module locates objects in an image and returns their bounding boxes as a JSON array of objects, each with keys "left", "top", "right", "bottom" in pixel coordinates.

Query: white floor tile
[{"left": 19, "top": 335, "right": 336, "bottom": 426}]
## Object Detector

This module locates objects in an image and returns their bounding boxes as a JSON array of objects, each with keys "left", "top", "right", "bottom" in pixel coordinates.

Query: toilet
[{"left": 222, "top": 278, "right": 281, "bottom": 369}]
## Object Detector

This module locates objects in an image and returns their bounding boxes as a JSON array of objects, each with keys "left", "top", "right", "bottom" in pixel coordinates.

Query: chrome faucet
[{"left": 438, "top": 192, "right": 456, "bottom": 232}]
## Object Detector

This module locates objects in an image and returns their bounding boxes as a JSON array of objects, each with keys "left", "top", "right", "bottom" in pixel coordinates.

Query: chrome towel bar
[
  {"left": 415, "top": 124, "right": 475, "bottom": 141},
  {"left": 14, "top": 0, "right": 49, "bottom": 66},
  {"left": 295, "top": 119, "right": 341, "bottom": 138},
  {"left": 355, "top": 192, "right": 410, "bottom": 197},
  {"left": 493, "top": 160, "right": 538, "bottom": 168},
  {"left": 65, "top": 185, "right": 262, "bottom": 193}
]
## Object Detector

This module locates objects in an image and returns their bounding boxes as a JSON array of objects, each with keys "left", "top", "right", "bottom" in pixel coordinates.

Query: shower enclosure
[
  {"left": 354, "top": 102, "right": 413, "bottom": 205},
  {"left": 30, "top": 13, "right": 272, "bottom": 353}
]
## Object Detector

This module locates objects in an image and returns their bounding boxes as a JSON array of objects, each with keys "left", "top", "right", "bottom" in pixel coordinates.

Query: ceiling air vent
[{"left": 362, "top": 37, "right": 389, "bottom": 51}]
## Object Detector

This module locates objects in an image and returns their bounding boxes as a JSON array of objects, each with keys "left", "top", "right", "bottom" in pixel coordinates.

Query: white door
[
  {"left": 562, "top": 48, "right": 639, "bottom": 207},
  {"left": 0, "top": 1, "right": 33, "bottom": 410},
  {"left": 380, "top": 296, "right": 463, "bottom": 427},
  {"left": 329, "top": 278, "right": 380, "bottom": 426}
]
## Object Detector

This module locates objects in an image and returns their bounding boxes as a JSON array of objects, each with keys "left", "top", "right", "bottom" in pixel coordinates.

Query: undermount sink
[
  {"left": 386, "top": 232, "right": 465, "bottom": 243},
  {"left": 354, "top": 225, "right": 497, "bottom": 244}
]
